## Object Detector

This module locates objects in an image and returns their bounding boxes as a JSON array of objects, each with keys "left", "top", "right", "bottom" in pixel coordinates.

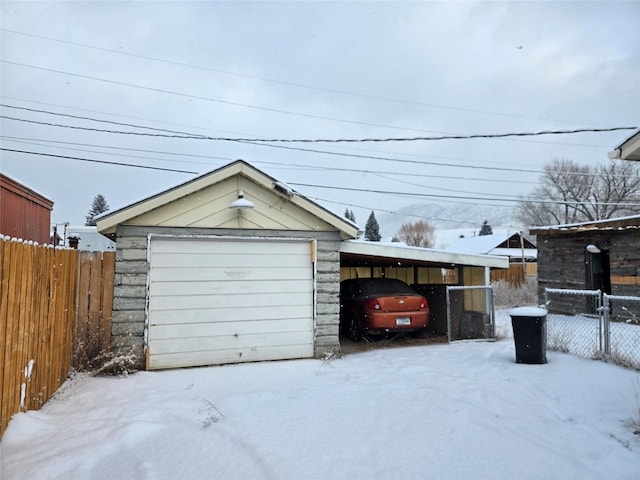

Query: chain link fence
[
  {"left": 544, "top": 289, "right": 602, "bottom": 359},
  {"left": 446, "top": 286, "right": 495, "bottom": 342},
  {"left": 544, "top": 288, "right": 640, "bottom": 370},
  {"left": 603, "top": 294, "right": 640, "bottom": 369}
]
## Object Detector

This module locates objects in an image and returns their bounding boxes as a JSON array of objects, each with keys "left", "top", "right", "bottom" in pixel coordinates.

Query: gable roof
[
  {"left": 444, "top": 232, "right": 536, "bottom": 259},
  {"left": 530, "top": 214, "right": 640, "bottom": 236},
  {"left": 608, "top": 129, "right": 640, "bottom": 162},
  {"left": 96, "top": 160, "right": 359, "bottom": 239}
]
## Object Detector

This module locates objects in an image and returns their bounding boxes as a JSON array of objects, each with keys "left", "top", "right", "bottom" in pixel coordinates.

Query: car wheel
[{"left": 348, "top": 316, "right": 363, "bottom": 342}]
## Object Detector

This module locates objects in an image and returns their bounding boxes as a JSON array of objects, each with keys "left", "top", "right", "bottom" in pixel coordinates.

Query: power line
[
  {"left": 2, "top": 147, "right": 524, "bottom": 208},
  {"left": 2, "top": 27, "right": 599, "bottom": 127},
  {"left": 0, "top": 95, "right": 616, "bottom": 150},
  {"left": 232, "top": 127, "right": 636, "bottom": 144},
  {"left": 0, "top": 148, "right": 198, "bottom": 174},
  {"left": 0, "top": 135, "right": 532, "bottom": 183},
  {"left": 5, "top": 147, "right": 639, "bottom": 209},
  {"left": 1, "top": 60, "right": 448, "bottom": 134},
  {"left": 288, "top": 182, "right": 640, "bottom": 208},
  {"left": 1, "top": 103, "right": 206, "bottom": 137},
  {"left": 0, "top": 135, "right": 539, "bottom": 185},
  {"left": 1, "top": 95, "right": 248, "bottom": 137},
  {"left": 2, "top": 103, "right": 635, "bottom": 143},
  {"left": 4, "top": 111, "right": 637, "bottom": 179},
  {"left": 0, "top": 115, "right": 559, "bottom": 175}
]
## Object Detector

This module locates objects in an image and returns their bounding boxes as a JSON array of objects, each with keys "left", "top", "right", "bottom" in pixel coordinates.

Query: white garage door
[{"left": 147, "top": 236, "right": 315, "bottom": 369}]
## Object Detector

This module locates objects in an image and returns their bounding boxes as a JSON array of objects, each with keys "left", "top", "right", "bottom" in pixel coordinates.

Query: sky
[
  {"left": 2, "top": 311, "right": 640, "bottom": 480},
  {"left": 1, "top": 1, "right": 639, "bottom": 233}
]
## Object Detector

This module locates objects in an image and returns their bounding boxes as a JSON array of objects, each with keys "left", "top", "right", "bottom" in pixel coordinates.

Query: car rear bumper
[{"left": 363, "top": 311, "right": 429, "bottom": 330}]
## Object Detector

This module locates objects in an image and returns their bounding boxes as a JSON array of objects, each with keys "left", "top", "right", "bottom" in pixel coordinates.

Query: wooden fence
[
  {"left": 74, "top": 250, "right": 115, "bottom": 370},
  {"left": 491, "top": 262, "right": 537, "bottom": 286},
  {"left": 0, "top": 237, "right": 115, "bottom": 438}
]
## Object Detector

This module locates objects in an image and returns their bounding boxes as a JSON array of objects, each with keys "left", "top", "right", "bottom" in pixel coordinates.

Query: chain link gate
[
  {"left": 446, "top": 286, "right": 495, "bottom": 342},
  {"left": 544, "top": 288, "right": 640, "bottom": 370}
]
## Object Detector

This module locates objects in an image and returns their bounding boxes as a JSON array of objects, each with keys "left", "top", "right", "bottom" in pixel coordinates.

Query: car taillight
[
  {"left": 364, "top": 298, "right": 381, "bottom": 310},
  {"left": 420, "top": 297, "right": 428, "bottom": 309}
]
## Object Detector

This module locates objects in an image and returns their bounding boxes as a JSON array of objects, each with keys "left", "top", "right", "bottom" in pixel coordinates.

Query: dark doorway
[{"left": 586, "top": 247, "right": 611, "bottom": 294}]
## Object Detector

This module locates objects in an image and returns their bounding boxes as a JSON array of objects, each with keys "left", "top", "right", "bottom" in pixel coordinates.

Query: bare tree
[
  {"left": 395, "top": 220, "right": 435, "bottom": 248},
  {"left": 515, "top": 159, "right": 640, "bottom": 226}
]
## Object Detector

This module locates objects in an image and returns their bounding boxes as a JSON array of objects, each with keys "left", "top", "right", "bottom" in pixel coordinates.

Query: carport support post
[
  {"left": 484, "top": 267, "right": 494, "bottom": 338},
  {"left": 445, "top": 286, "right": 452, "bottom": 342}
]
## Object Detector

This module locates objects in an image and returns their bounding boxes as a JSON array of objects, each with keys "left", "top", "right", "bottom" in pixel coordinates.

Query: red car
[{"left": 340, "top": 278, "right": 430, "bottom": 341}]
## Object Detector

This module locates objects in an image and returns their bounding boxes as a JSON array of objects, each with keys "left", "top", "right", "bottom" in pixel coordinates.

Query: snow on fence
[
  {"left": 0, "top": 237, "right": 77, "bottom": 438},
  {"left": 544, "top": 288, "right": 640, "bottom": 370},
  {"left": 0, "top": 237, "right": 115, "bottom": 439}
]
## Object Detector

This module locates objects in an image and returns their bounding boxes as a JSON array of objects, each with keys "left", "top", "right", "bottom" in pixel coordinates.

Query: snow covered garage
[{"left": 97, "top": 160, "right": 358, "bottom": 370}]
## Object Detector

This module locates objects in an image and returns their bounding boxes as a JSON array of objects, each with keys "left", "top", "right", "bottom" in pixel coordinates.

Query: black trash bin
[{"left": 510, "top": 307, "right": 547, "bottom": 364}]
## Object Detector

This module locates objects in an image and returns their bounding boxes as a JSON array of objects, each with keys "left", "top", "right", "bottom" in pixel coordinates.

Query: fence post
[
  {"left": 603, "top": 294, "right": 611, "bottom": 356},
  {"left": 445, "top": 286, "right": 451, "bottom": 343}
]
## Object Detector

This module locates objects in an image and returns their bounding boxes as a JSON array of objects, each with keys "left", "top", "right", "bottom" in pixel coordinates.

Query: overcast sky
[{"left": 1, "top": 1, "right": 638, "bottom": 232}]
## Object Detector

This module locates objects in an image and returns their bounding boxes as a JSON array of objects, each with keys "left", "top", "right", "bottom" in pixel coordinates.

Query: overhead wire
[
  {"left": 6, "top": 147, "right": 639, "bottom": 208},
  {"left": 0, "top": 148, "right": 198, "bottom": 174},
  {"left": 2, "top": 102, "right": 635, "bottom": 143},
  {"left": 307, "top": 194, "right": 526, "bottom": 228},
  {"left": 0, "top": 60, "right": 451, "bottom": 134},
  {"left": 288, "top": 182, "right": 640, "bottom": 207},
  {"left": 1, "top": 135, "right": 539, "bottom": 185},
  {"left": 3, "top": 62, "right": 636, "bottom": 149},
  {"left": 3, "top": 108, "right": 637, "bottom": 179},
  {"left": 1, "top": 27, "right": 603, "bottom": 127}
]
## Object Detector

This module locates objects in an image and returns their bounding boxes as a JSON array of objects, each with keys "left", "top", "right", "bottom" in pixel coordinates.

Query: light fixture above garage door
[{"left": 229, "top": 190, "right": 255, "bottom": 210}]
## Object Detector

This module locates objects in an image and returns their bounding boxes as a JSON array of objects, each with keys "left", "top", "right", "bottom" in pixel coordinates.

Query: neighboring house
[
  {"left": 65, "top": 226, "right": 116, "bottom": 251},
  {"left": 97, "top": 160, "right": 508, "bottom": 371},
  {"left": 445, "top": 231, "right": 537, "bottom": 284},
  {"left": 0, "top": 173, "right": 54, "bottom": 245},
  {"left": 530, "top": 215, "right": 640, "bottom": 301},
  {"left": 608, "top": 129, "right": 640, "bottom": 161}
]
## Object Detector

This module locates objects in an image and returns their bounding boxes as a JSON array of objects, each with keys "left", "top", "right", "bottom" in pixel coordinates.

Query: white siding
[{"left": 147, "top": 236, "right": 315, "bottom": 369}]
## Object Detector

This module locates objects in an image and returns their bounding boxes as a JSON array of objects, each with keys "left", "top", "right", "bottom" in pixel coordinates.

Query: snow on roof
[
  {"left": 444, "top": 232, "right": 537, "bottom": 260},
  {"left": 530, "top": 214, "right": 640, "bottom": 235},
  {"left": 341, "top": 239, "right": 509, "bottom": 269},
  {"left": 444, "top": 234, "right": 507, "bottom": 255}
]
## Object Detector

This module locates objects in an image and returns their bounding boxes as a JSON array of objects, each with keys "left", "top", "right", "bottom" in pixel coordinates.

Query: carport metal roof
[{"left": 340, "top": 240, "right": 509, "bottom": 269}]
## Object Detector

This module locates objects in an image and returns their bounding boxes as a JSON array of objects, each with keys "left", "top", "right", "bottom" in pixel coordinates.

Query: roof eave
[
  {"left": 96, "top": 160, "right": 358, "bottom": 238},
  {"left": 340, "top": 240, "right": 509, "bottom": 269},
  {"left": 608, "top": 129, "right": 640, "bottom": 162}
]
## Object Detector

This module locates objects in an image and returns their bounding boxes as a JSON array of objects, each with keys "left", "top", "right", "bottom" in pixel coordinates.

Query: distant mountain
[{"left": 376, "top": 202, "right": 521, "bottom": 248}]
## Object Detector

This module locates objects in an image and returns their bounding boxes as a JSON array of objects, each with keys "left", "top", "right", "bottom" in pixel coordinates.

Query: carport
[{"left": 339, "top": 240, "right": 509, "bottom": 337}]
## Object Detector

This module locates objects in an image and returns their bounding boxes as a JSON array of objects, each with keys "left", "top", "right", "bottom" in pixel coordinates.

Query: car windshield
[{"left": 359, "top": 279, "right": 416, "bottom": 296}]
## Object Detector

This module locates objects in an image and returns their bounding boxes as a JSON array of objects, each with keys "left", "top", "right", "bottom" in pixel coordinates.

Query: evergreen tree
[
  {"left": 364, "top": 211, "right": 381, "bottom": 241},
  {"left": 344, "top": 209, "right": 357, "bottom": 223},
  {"left": 479, "top": 220, "right": 493, "bottom": 236},
  {"left": 85, "top": 194, "right": 110, "bottom": 226}
]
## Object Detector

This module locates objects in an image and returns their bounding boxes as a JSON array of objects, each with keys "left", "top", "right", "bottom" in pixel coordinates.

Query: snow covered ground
[{"left": 1, "top": 311, "right": 639, "bottom": 480}]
